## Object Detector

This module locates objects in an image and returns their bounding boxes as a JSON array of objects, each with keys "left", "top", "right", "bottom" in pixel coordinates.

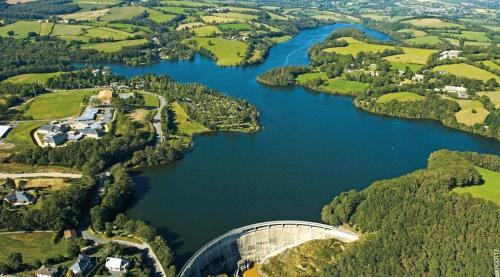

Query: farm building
[
  {"left": 412, "top": 74, "right": 425, "bottom": 82},
  {"left": 444, "top": 86, "right": 469, "bottom": 99},
  {"left": 105, "top": 257, "right": 130, "bottom": 272},
  {"left": 4, "top": 191, "right": 35, "bottom": 206},
  {"left": 0, "top": 125, "right": 12, "bottom": 138},
  {"left": 439, "top": 50, "right": 461, "bottom": 60},
  {"left": 36, "top": 265, "right": 58, "bottom": 277}
]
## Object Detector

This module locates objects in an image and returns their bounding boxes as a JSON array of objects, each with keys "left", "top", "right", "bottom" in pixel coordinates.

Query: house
[
  {"left": 69, "top": 254, "right": 94, "bottom": 275},
  {"left": 439, "top": 50, "right": 461, "bottom": 60},
  {"left": 412, "top": 74, "right": 425, "bottom": 82},
  {"left": 4, "top": 191, "right": 35, "bottom": 206},
  {"left": 119, "top": 93, "right": 134, "bottom": 100},
  {"left": 45, "top": 132, "right": 67, "bottom": 147},
  {"left": 0, "top": 125, "right": 11, "bottom": 138},
  {"left": 80, "top": 127, "right": 103, "bottom": 139},
  {"left": 64, "top": 229, "right": 77, "bottom": 240},
  {"left": 98, "top": 90, "right": 114, "bottom": 103},
  {"left": 105, "top": 257, "right": 130, "bottom": 272},
  {"left": 443, "top": 85, "right": 469, "bottom": 99},
  {"left": 36, "top": 265, "right": 58, "bottom": 277}
]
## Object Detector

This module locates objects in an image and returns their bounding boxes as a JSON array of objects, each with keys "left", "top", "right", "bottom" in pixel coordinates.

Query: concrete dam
[{"left": 178, "top": 220, "right": 360, "bottom": 277}]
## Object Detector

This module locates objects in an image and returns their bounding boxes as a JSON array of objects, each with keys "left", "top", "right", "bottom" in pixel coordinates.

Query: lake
[{"left": 107, "top": 23, "right": 500, "bottom": 266}]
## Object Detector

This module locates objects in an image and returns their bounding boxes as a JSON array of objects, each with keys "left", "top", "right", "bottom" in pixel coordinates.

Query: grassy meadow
[
  {"left": 453, "top": 99, "right": 489, "bottom": 126},
  {"left": 0, "top": 232, "right": 69, "bottom": 263},
  {"left": 377, "top": 92, "right": 425, "bottom": 103},
  {"left": 385, "top": 47, "right": 437, "bottom": 65},
  {"left": 186, "top": 37, "right": 248, "bottom": 66},
  {"left": 477, "top": 91, "right": 500, "bottom": 108},
  {"left": 81, "top": 39, "right": 147, "bottom": 52},
  {"left": 433, "top": 63, "right": 500, "bottom": 82},
  {"left": 2, "top": 72, "right": 64, "bottom": 84},
  {"left": 454, "top": 167, "right": 500, "bottom": 206},
  {"left": 5, "top": 121, "right": 46, "bottom": 150},
  {"left": 0, "top": 21, "right": 53, "bottom": 38},
  {"left": 23, "top": 89, "right": 96, "bottom": 119},
  {"left": 402, "top": 18, "right": 463, "bottom": 29},
  {"left": 405, "top": 36, "right": 444, "bottom": 46},
  {"left": 323, "top": 37, "right": 394, "bottom": 55},
  {"left": 171, "top": 102, "right": 208, "bottom": 136},
  {"left": 193, "top": 25, "right": 221, "bottom": 37}
]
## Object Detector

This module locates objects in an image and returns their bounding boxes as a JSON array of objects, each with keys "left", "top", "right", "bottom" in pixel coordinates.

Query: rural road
[
  {"left": 142, "top": 91, "right": 165, "bottom": 144},
  {"left": 0, "top": 172, "right": 82, "bottom": 179}
]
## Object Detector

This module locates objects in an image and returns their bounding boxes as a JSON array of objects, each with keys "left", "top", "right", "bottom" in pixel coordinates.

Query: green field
[
  {"left": 217, "top": 23, "right": 252, "bottom": 31},
  {"left": 193, "top": 26, "right": 221, "bottom": 37},
  {"left": 482, "top": 60, "right": 500, "bottom": 71},
  {"left": 389, "top": 62, "right": 423, "bottom": 72},
  {"left": 171, "top": 101, "right": 208, "bottom": 135},
  {"left": 0, "top": 232, "right": 69, "bottom": 263},
  {"left": 202, "top": 15, "right": 238, "bottom": 24},
  {"left": 442, "top": 31, "right": 490, "bottom": 42},
  {"left": 5, "top": 121, "right": 45, "bottom": 149},
  {"left": 186, "top": 37, "right": 248, "bottom": 66},
  {"left": 296, "top": 72, "right": 369, "bottom": 95},
  {"left": 100, "top": 6, "right": 146, "bottom": 21},
  {"left": 161, "top": 0, "right": 215, "bottom": 7},
  {"left": 23, "top": 89, "right": 96, "bottom": 119},
  {"left": 60, "top": 8, "right": 110, "bottom": 20},
  {"left": 385, "top": 47, "right": 437, "bottom": 65},
  {"left": 139, "top": 92, "right": 160, "bottom": 108},
  {"left": 464, "top": 41, "right": 492, "bottom": 47},
  {"left": 402, "top": 18, "right": 463, "bottom": 29},
  {"left": 433, "top": 63, "right": 500, "bottom": 82},
  {"left": 147, "top": 9, "right": 177, "bottom": 24},
  {"left": 453, "top": 99, "right": 489, "bottom": 126},
  {"left": 213, "top": 12, "right": 257, "bottom": 21},
  {"left": 73, "top": 0, "right": 118, "bottom": 11},
  {"left": 397, "top": 28, "right": 428, "bottom": 37},
  {"left": 454, "top": 167, "right": 500, "bottom": 206},
  {"left": 477, "top": 91, "right": 500, "bottom": 108},
  {"left": 81, "top": 39, "right": 147, "bottom": 53},
  {"left": 159, "top": 6, "right": 192, "bottom": 14},
  {"left": 323, "top": 37, "right": 394, "bottom": 55},
  {"left": 3, "top": 72, "right": 64, "bottom": 85},
  {"left": 405, "top": 35, "right": 444, "bottom": 46},
  {"left": 269, "top": 35, "right": 292, "bottom": 44},
  {"left": 85, "top": 27, "right": 131, "bottom": 40},
  {"left": 0, "top": 21, "right": 53, "bottom": 38},
  {"left": 377, "top": 92, "right": 425, "bottom": 103}
]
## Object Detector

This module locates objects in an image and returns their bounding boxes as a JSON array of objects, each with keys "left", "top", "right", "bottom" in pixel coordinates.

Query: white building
[
  {"left": 0, "top": 125, "right": 11, "bottom": 138},
  {"left": 105, "top": 257, "right": 129, "bottom": 272},
  {"left": 439, "top": 50, "right": 461, "bottom": 60},
  {"left": 412, "top": 74, "right": 425, "bottom": 82},
  {"left": 443, "top": 86, "right": 469, "bottom": 99}
]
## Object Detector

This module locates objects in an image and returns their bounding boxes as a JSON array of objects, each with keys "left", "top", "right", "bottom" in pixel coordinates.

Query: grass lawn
[
  {"left": 139, "top": 92, "right": 160, "bottom": 108},
  {"left": 385, "top": 47, "right": 437, "bottom": 65},
  {"left": 85, "top": 27, "right": 131, "bottom": 40},
  {"left": 268, "top": 35, "right": 292, "bottom": 43},
  {"left": 81, "top": 39, "right": 147, "bottom": 53},
  {"left": 323, "top": 37, "right": 394, "bottom": 55},
  {"left": 433, "top": 63, "right": 500, "bottom": 82},
  {"left": 482, "top": 60, "right": 500, "bottom": 71},
  {"left": 402, "top": 18, "right": 463, "bottom": 29},
  {"left": 186, "top": 37, "right": 248, "bottom": 66},
  {"left": 218, "top": 23, "right": 252, "bottom": 31},
  {"left": 193, "top": 25, "right": 221, "bottom": 37},
  {"left": 397, "top": 28, "right": 428, "bottom": 37},
  {"left": 60, "top": 8, "right": 109, "bottom": 20},
  {"left": 442, "top": 31, "right": 490, "bottom": 42},
  {"left": 5, "top": 121, "right": 45, "bottom": 150},
  {"left": 405, "top": 35, "right": 444, "bottom": 45},
  {"left": 377, "top": 92, "right": 425, "bottom": 103},
  {"left": 0, "top": 162, "right": 79, "bottom": 174},
  {"left": 0, "top": 21, "right": 53, "bottom": 38},
  {"left": 171, "top": 102, "right": 208, "bottom": 135},
  {"left": 0, "top": 232, "right": 69, "bottom": 263},
  {"left": 100, "top": 6, "right": 146, "bottom": 21},
  {"left": 477, "top": 91, "right": 500, "bottom": 108},
  {"left": 453, "top": 99, "right": 489, "bottom": 126},
  {"left": 296, "top": 72, "right": 368, "bottom": 95},
  {"left": 2, "top": 72, "right": 64, "bottom": 85},
  {"left": 147, "top": 8, "right": 177, "bottom": 24},
  {"left": 389, "top": 62, "right": 423, "bottom": 72},
  {"left": 454, "top": 167, "right": 500, "bottom": 206},
  {"left": 23, "top": 89, "right": 96, "bottom": 119}
]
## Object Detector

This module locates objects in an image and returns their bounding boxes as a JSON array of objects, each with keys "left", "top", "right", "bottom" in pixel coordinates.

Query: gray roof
[
  {"left": 45, "top": 132, "right": 67, "bottom": 145},
  {"left": 70, "top": 254, "right": 93, "bottom": 275},
  {"left": 80, "top": 127, "right": 103, "bottom": 137},
  {"left": 77, "top": 108, "right": 99, "bottom": 122},
  {"left": 39, "top": 125, "right": 55, "bottom": 132},
  {"left": 4, "top": 191, "right": 34, "bottom": 204}
]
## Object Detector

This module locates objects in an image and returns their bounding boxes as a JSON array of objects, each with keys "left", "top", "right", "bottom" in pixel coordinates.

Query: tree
[
  {"left": 66, "top": 241, "right": 80, "bottom": 259},
  {"left": 18, "top": 180, "right": 27, "bottom": 190},
  {"left": 4, "top": 178, "right": 15, "bottom": 189},
  {"left": 7, "top": 30, "right": 14, "bottom": 36},
  {"left": 105, "top": 222, "right": 113, "bottom": 237},
  {"left": 7, "top": 252, "right": 23, "bottom": 272},
  {"left": 113, "top": 213, "right": 128, "bottom": 228}
]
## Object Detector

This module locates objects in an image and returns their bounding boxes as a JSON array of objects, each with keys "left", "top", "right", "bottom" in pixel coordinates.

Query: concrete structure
[{"left": 179, "top": 221, "right": 359, "bottom": 277}]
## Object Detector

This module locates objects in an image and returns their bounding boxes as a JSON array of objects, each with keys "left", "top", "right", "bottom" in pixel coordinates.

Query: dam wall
[{"left": 179, "top": 220, "right": 359, "bottom": 277}]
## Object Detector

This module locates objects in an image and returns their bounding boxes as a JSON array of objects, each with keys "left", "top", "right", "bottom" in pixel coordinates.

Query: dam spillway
[{"left": 178, "top": 221, "right": 359, "bottom": 277}]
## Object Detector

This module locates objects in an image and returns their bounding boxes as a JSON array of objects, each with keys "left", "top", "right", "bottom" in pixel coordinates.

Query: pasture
[
  {"left": 171, "top": 101, "right": 208, "bottom": 135},
  {"left": 73, "top": 0, "right": 118, "bottom": 11},
  {"left": 161, "top": 0, "right": 215, "bottom": 7},
  {"left": 23, "top": 89, "right": 96, "bottom": 119},
  {"left": 81, "top": 39, "right": 147, "bottom": 53},
  {"left": 147, "top": 9, "right": 177, "bottom": 24},
  {"left": 186, "top": 37, "right": 248, "bottom": 66},
  {"left": 202, "top": 16, "right": 237, "bottom": 24},
  {"left": 433, "top": 63, "right": 500, "bottom": 82},
  {"left": 323, "top": 37, "right": 394, "bottom": 55},
  {"left": 389, "top": 62, "right": 423, "bottom": 72},
  {"left": 385, "top": 47, "right": 437, "bottom": 65},
  {"left": 0, "top": 232, "right": 69, "bottom": 263},
  {"left": 213, "top": 12, "right": 258, "bottom": 21},
  {"left": 0, "top": 21, "right": 53, "bottom": 38},
  {"left": 405, "top": 35, "right": 444, "bottom": 45},
  {"left": 477, "top": 91, "right": 500, "bottom": 108},
  {"left": 193, "top": 26, "right": 221, "bottom": 37},
  {"left": 442, "top": 31, "right": 490, "bottom": 42},
  {"left": 176, "top": 22, "right": 205, "bottom": 30},
  {"left": 60, "top": 8, "right": 109, "bottom": 20},
  {"left": 5, "top": 121, "right": 45, "bottom": 150},
  {"left": 296, "top": 72, "right": 368, "bottom": 95},
  {"left": 218, "top": 23, "right": 252, "bottom": 31},
  {"left": 482, "top": 61, "right": 500, "bottom": 71},
  {"left": 402, "top": 18, "right": 463, "bottom": 29},
  {"left": 100, "top": 6, "right": 146, "bottom": 21},
  {"left": 377, "top": 92, "right": 425, "bottom": 103},
  {"left": 454, "top": 167, "right": 500, "bottom": 206},
  {"left": 453, "top": 99, "right": 489, "bottom": 126},
  {"left": 397, "top": 29, "right": 428, "bottom": 37},
  {"left": 2, "top": 72, "right": 64, "bottom": 85}
]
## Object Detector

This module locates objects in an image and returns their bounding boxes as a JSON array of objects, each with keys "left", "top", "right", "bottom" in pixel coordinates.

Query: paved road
[
  {"left": 142, "top": 91, "right": 166, "bottom": 144},
  {"left": 0, "top": 172, "right": 82, "bottom": 179}
]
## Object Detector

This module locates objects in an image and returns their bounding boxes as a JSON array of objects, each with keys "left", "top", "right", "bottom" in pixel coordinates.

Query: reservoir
[{"left": 107, "top": 23, "right": 500, "bottom": 266}]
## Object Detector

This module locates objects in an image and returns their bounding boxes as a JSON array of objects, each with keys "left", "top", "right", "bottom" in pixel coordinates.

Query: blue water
[{"left": 109, "top": 24, "right": 500, "bottom": 266}]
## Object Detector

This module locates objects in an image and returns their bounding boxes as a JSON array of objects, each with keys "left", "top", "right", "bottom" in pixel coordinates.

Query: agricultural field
[
  {"left": 185, "top": 37, "right": 248, "bottom": 66},
  {"left": 433, "top": 63, "right": 500, "bottom": 82},
  {"left": 73, "top": 0, "right": 118, "bottom": 11},
  {"left": 81, "top": 39, "right": 148, "bottom": 53},
  {"left": 477, "top": 91, "right": 500, "bottom": 108},
  {"left": 323, "top": 37, "right": 394, "bottom": 55},
  {"left": 176, "top": 22, "right": 205, "bottom": 30},
  {"left": 193, "top": 25, "right": 221, "bottom": 37},
  {"left": 268, "top": 35, "right": 292, "bottom": 44},
  {"left": 0, "top": 232, "right": 69, "bottom": 263},
  {"left": 50, "top": 24, "right": 91, "bottom": 41},
  {"left": 404, "top": 35, "right": 444, "bottom": 46},
  {"left": 213, "top": 12, "right": 258, "bottom": 21},
  {"left": 296, "top": 71, "right": 328, "bottom": 84},
  {"left": 218, "top": 23, "right": 252, "bottom": 31},
  {"left": 171, "top": 101, "right": 208, "bottom": 136},
  {"left": 482, "top": 61, "right": 500, "bottom": 71},
  {"left": 5, "top": 121, "right": 46, "bottom": 150},
  {"left": 161, "top": 0, "right": 216, "bottom": 7},
  {"left": 454, "top": 167, "right": 500, "bottom": 206},
  {"left": 100, "top": 6, "right": 146, "bottom": 22},
  {"left": 85, "top": 27, "right": 132, "bottom": 40},
  {"left": 441, "top": 31, "right": 490, "bottom": 42},
  {"left": 0, "top": 21, "right": 53, "bottom": 38},
  {"left": 402, "top": 18, "right": 464, "bottom": 29},
  {"left": 385, "top": 47, "right": 437, "bottom": 65},
  {"left": 20, "top": 178, "right": 71, "bottom": 191},
  {"left": 202, "top": 15, "right": 237, "bottom": 24},
  {"left": 60, "top": 8, "right": 110, "bottom": 21},
  {"left": 2, "top": 72, "right": 64, "bottom": 85},
  {"left": 296, "top": 72, "right": 369, "bottom": 95},
  {"left": 453, "top": 99, "right": 489, "bottom": 126},
  {"left": 389, "top": 62, "right": 423, "bottom": 72},
  {"left": 397, "top": 29, "right": 428, "bottom": 37},
  {"left": 23, "top": 89, "right": 96, "bottom": 120},
  {"left": 377, "top": 92, "right": 425, "bottom": 103},
  {"left": 147, "top": 9, "right": 177, "bottom": 24}
]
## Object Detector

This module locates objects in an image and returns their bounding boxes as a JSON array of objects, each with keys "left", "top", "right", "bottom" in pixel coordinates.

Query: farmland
[
  {"left": 405, "top": 36, "right": 444, "bottom": 46},
  {"left": 60, "top": 8, "right": 110, "bottom": 20},
  {"left": 377, "top": 92, "right": 425, "bottom": 103},
  {"left": 193, "top": 26, "right": 221, "bottom": 37},
  {"left": 185, "top": 37, "right": 248, "bottom": 66},
  {"left": 81, "top": 39, "right": 148, "bottom": 53},
  {"left": 323, "top": 37, "right": 394, "bottom": 55},
  {"left": 453, "top": 99, "right": 489, "bottom": 126},
  {"left": 385, "top": 47, "right": 437, "bottom": 65},
  {"left": 454, "top": 167, "right": 500, "bottom": 206},
  {"left": 402, "top": 18, "right": 464, "bottom": 29},
  {"left": 296, "top": 72, "right": 369, "bottom": 96},
  {"left": 100, "top": 6, "right": 146, "bottom": 22},
  {"left": 2, "top": 72, "right": 64, "bottom": 85},
  {"left": 0, "top": 21, "right": 53, "bottom": 38},
  {"left": 433, "top": 63, "right": 500, "bottom": 82},
  {"left": 477, "top": 91, "right": 500, "bottom": 108},
  {"left": 23, "top": 89, "right": 96, "bottom": 120}
]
